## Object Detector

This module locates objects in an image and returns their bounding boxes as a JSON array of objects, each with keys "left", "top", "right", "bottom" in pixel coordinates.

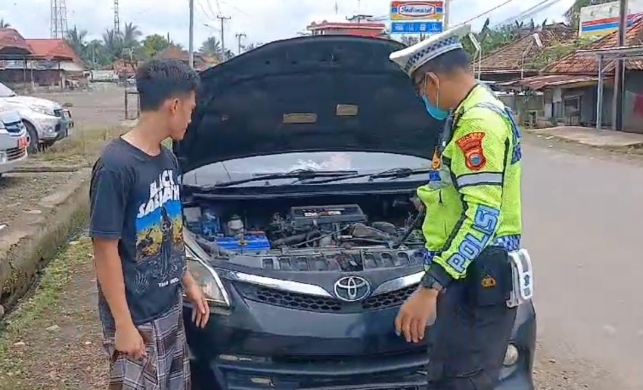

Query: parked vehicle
[
  {"left": 174, "top": 35, "right": 536, "bottom": 390},
  {"left": 0, "top": 109, "right": 28, "bottom": 177},
  {"left": 0, "top": 82, "right": 74, "bottom": 153}
]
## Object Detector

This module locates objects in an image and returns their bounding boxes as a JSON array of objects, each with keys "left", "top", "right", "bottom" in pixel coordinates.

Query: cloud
[{"left": 1, "top": 0, "right": 575, "bottom": 52}]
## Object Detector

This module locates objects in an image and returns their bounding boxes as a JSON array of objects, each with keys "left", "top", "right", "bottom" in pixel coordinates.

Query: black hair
[
  {"left": 412, "top": 48, "right": 470, "bottom": 80},
  {"left": 136, "top": 59, "right": 200, "bottom": 112}
]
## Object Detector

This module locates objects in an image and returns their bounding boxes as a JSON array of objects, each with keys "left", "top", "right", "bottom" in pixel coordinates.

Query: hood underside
[{"left": 174, "top": 35, "right": 441, "bottom": 173}]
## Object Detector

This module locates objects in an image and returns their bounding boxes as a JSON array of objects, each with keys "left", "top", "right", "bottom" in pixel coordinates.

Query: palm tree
[
  {"left": 200, "top": 37, "right": 222, "bottom": 59},
  {"left": 122, "top": 22, "right": 142, "bottom": 49},
  {"left": 0, "top": 19, "right": 9, "bottom": 28},
  {"left": 66, "top": 26, "right": 88, "bottom": 58},
  {"left": 102, "top": 28, "right": 123, "bottom": 61}
]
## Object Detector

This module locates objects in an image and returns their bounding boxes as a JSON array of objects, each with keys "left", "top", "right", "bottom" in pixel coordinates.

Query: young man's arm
[{"left": 89, "top": 162, "right": 145, "bottom": 358}]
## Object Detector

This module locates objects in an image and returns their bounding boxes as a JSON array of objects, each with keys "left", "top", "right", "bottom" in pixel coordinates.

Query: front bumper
[
  {"left": 0, "top": 134, "right": 28, "bottom": 174},
  {"left": 184, "top": 284, "right": 536, "bottom": 390}
]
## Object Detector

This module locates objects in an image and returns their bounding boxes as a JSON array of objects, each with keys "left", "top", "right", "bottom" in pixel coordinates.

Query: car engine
[{"left": 185, "top": 195, "right": 425, "bottom": 257}]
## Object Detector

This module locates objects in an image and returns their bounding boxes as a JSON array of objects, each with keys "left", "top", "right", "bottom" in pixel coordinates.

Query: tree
[
  {"left": 244, "top": 42, "right": 262, "bottom": 52},
  {"left": 142, "top": 34, "right": 170, "bottom": 58},
  {"left": 200, "top": 37, "right": 222, "bottom": 60},
  {"left": 66, "top": 26, "right": 88, "bottom": 60},
  {"left": 102, "top": 28, "right": 123, "bottom": 62},
  {"left": 122, "top": 22, "right": 142, "bottom": 50},
  {"left": 0, "top": 19, "right": 9, "bottom": 28}
]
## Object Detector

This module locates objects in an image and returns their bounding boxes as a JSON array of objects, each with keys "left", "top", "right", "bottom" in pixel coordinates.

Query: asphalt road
[{"left": 523, "top": 135, "right": 643, "bottom": 390}]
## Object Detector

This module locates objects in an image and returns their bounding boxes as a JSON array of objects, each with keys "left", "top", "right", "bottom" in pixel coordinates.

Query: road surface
[{"left": 524, "top": 135, "right": 642, "bottom": 390}]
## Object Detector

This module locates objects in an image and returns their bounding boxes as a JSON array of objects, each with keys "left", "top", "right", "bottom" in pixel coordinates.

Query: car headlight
[
  {"left": 31, "top": 105, "right": 55, "bottom": 116},
  {"left": 185, "top": 243, "right": 230, "bottom": 307},
  {"left": 503, "top": 343, "right": 519, "bottom": 366}
]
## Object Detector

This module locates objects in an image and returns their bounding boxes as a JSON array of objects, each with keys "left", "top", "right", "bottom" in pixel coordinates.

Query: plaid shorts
[{"left": 102, "top": 299, "right": 190, "bottom": 390}]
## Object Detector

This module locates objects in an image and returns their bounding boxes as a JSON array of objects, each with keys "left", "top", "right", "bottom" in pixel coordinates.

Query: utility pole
[
  {"left": 217, "top": 14, "right": 231, "bottom": 61},
  {"left": 114, "top": 0, "right": 120, "bottom": 34},
  {"left": 188, "top": 0, "right": 194, "bottom": 68},
  {"left": 235, "top": 33, "right": 246, "bottom": 54},
  {"left": 443, "top": 0, "right": 451, "bottom": 30},
  {"left": 614, "top": 0, "right": 628, "bottom": 131}
]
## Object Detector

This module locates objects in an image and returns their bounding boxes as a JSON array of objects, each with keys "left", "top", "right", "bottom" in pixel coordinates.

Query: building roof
[
  {"left": 25, "top": 39, "right": 79, "bottom": 62},
  {"left": 496, "top": 74, "right": 608, "bottom": 91},
  {"left": 479, "top": 24, "right": 575, "bottom": 74},
  {"left": 154, "top": 47, "right": 220, "bottom": 70},
  {"left": 542, "top": 17, "right": 643, "bottom": 74},
  {"left": 0, "top": 28, "right": 32, "bottom": 57}
]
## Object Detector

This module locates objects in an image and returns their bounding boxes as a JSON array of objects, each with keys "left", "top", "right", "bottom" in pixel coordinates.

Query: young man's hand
[
  {"left": 184, "top": 275, "right": 210, "bottom": 328},
  {"left": 115, "top": 323, "right": 147, "bottom": 360}
]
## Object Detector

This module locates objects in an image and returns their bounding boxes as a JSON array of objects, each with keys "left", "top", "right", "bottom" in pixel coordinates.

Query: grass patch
[
  {"left": 0, "top": 237, "right": 91, "bottom": 360},
  {"left": 33, "top": 127, "right": 125, "bottom": 167}
]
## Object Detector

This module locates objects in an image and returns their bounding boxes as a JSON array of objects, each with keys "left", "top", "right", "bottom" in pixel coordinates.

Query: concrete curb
[
  {"left": 0, "top": 169, "right": 91, "bottom": 315},
  {"left": 523, "top": 128, "right": 643, "bottom": 149}
]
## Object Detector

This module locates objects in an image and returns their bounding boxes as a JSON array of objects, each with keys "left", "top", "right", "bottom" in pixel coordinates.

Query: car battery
[{"left": 215, "top": 234, "right": 271, "bottom": 252}]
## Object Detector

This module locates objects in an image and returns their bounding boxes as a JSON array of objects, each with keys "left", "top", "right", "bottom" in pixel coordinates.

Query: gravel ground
[{"left": 0, "top": 86, "right": 125, "bottom": 233}]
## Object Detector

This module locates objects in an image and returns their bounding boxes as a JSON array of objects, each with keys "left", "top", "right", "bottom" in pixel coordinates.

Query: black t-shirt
[{"left": 89, "top": 138, "right": 186, "bottom": 326}]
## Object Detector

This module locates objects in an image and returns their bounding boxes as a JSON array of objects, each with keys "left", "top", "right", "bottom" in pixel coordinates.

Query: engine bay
[{"left": 184, "top": 193, "right": 425, "bottom": 257}]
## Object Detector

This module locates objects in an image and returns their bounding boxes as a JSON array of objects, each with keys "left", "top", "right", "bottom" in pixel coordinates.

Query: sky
[{"left": 0, "top": 0, "right": 576, "bottom": 53}]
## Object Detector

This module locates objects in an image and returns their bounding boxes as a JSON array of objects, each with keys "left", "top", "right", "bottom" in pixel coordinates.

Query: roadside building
[
  {"left": 154, "top": 47, "right": 219, "bottom": 71},
  {"left": 499, "top": 17, "right": 643, "bottom": 133},
  {"left": 0, "top": 28, "right": 34, "bottom": 89},
  {"left": 306, "top": 16, "right": 387, "bottom": 38}
]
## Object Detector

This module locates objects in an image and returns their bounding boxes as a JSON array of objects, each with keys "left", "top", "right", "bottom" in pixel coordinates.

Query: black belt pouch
[{"left": 465, "top": 246, "right": 513, "bottom": 307}]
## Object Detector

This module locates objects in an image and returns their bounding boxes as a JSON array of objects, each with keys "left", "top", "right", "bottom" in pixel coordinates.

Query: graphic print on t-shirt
[{"left": 133, "top": 168, "right": 185, "bottom": 295}]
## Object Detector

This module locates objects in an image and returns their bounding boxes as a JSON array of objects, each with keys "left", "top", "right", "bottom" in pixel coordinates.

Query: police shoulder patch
[{"left": 455, "top": 132, "right": 486, "bottom": 171}]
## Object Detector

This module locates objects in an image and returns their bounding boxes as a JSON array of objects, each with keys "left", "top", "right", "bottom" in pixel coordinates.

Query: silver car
[{"left": 0, "top": 110, "right": 28, "bottom": 177}]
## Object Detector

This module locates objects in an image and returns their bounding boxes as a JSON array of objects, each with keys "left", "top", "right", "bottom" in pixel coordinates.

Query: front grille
[
  {"left": 362, "top": 284, "right": 417, "bottom": 310},
  {"left": 6, "top": 146, "right": 26, "bottom": 161},
  {"left": 235, "top": 282, "right": 419, "bottom": 313},
  {"left": 3, "top": 121, "right": 23, "bottom": 134},
  {"left": 260, "top": 250, "right": 425, "bottom": 271}
]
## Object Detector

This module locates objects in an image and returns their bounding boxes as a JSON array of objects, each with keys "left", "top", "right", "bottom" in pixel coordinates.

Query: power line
[
  {"left": 456, "top": 0, "right": 517, "bottom": 27},
  {"left": 493, "top": 0, "right": 562, "bottom": 28}
]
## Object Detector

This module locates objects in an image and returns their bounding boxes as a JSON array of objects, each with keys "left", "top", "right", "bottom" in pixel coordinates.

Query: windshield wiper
[
  {"left": 199, "top": 169, "right": 359, "bottom": 189},
  {"left": 297, "top": 167, "right": 435, "bottom": 185}
]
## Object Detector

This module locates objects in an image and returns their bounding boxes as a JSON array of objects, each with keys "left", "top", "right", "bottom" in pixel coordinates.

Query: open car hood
[{"left": 174, "top": 35, "right": 442, "bottom": 173}]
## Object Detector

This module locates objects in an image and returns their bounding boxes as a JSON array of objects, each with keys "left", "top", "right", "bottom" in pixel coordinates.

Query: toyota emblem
[{"left": 333, "top": 276, "right": 371, "bottom": 302}]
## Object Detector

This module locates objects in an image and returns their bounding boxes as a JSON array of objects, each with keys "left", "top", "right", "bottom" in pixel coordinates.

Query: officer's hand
[{"left": 395, "top": 287, "right": 438, "bottom": 343}]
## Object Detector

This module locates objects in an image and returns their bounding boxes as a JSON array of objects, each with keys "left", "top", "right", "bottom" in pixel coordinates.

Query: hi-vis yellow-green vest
[{"left": 418, "top": 85, "right": 522, "bottom": 280}]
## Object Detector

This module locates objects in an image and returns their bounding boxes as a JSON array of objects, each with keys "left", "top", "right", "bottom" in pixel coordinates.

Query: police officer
[{"left": 389, "top": 24, "right": 523, "bottom": 390}]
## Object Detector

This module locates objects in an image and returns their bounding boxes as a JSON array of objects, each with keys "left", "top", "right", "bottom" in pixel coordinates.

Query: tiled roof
[
  {"left": 542, "top": 17, "right": 643, "bottom": 74},
  {"left": 0, "top": 28, "right": 32, "bottom": 55},
  {"left": 496, "top": 74, "right": 608, "bottom": 91},
  {"left": 480, "top": 24, "right": 576, "bottom": 73},
  {"left": 25, "top": 39, "right": 79, "bottom": 62}
]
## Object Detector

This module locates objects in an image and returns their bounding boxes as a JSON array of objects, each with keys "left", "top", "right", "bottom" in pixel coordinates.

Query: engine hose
[{"left": 391, "top": 209, "right": 425, "bottom": 249}]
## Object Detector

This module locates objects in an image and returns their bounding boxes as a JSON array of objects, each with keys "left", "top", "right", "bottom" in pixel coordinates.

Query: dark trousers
[{"left": 426, "top": 267, "right": 517, "bottom": 389}]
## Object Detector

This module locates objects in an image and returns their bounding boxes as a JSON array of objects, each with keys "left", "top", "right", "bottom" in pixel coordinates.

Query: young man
[
  {"left": 390, "top": 25, "right": 523, "bottom": 389},
  {"left": 89, "top": 59, "right": 210, "bottom": 389}
]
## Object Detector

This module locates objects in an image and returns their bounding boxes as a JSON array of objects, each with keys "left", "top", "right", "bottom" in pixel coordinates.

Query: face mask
[
  {"left": 422, "top": 95, "right": 449, "bottom": 120},
  {"left": 421, "top": 76, "right": 449, "bottom": 120}
]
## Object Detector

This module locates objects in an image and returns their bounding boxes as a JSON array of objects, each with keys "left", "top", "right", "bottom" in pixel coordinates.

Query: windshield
[
  {"left": 183, "top": 151, "right": 432, "bottom": 188},
  {"left": 0, "top": 83, "right": 17, "bottom": 98}
]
